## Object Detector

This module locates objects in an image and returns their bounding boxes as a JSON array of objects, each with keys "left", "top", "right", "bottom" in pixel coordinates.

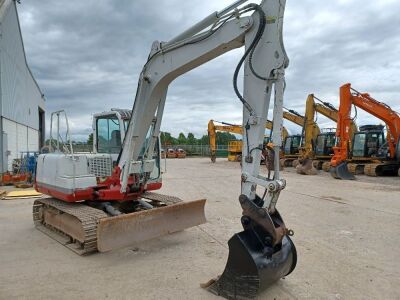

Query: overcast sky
[{"left": 18, "top": 0, "right": 400, "bottom": 141}]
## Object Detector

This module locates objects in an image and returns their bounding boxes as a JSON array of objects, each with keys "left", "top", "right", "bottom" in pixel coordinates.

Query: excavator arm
[
  {"left": 299, "top": 95, "right": 321, "bottom": 160},
  {"left": 283, "top": 110, "right": 305, "bottom": 127},
  {"left": 117, "top": 1, "right": 296, "bottom": 297},
  {"left": 331, "top": 83, "right": 400, "bottom": 179}
]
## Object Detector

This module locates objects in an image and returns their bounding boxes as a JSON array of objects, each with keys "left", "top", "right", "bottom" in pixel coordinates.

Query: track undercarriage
[
  {"left": 33, "top": 193, "right": 206, "bottom": 255},
  {"left": 347, "top": 160, "right": 399, "bottom": 176}
]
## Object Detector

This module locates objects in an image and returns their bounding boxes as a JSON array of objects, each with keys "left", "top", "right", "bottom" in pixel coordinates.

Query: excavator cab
[
  {"left": 93, "top": 109, "right": 131, "bottom": 160},
  {"left": 94, "top": 110, "right": 162, "bottom": 179},
  {"left": 352, "top": 125, "right": 385, "bottom": 159},
  {"left": 283, "top": 135, "right": 302, "bottom": 156},
  {"left": 315, "top": 132, "right": 336, "bottom": 156}
]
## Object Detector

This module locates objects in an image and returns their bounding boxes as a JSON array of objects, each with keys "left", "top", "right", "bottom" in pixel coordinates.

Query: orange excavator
[
  {"left": 330, "top": 83, "right": 400, "bottom": 179},
  {"left": 207, "top": 120, "right": 288, "bottom": 163}
]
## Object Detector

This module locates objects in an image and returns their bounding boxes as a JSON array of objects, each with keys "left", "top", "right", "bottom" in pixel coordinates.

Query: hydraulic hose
[{"left": 233, "top": 4, "right": 267, "bottom": 115}]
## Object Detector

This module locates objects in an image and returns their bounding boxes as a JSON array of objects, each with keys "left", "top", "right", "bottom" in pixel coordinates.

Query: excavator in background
[
  {"left": 207, "top": 119, "right": 288, "bottom": 162},
  {"left": 348, "top": 125, "right": 387, "bottom": 175},
  {"left": 297, "top": 94, "right": 357, "bottom": 174},
  {"left": 280, "top": 108, "right": 320, "bottom": 167},
  {"left": 331, "top": 83, "right": 400, "bottom": 179},
  {"left": 34, "top": 1, "right": 296, "bottom": 298}
]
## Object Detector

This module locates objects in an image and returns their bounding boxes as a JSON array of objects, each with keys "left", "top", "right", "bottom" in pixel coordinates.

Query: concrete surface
[{"left": 0, "top": 157, "right": 399, "bottom": 299}]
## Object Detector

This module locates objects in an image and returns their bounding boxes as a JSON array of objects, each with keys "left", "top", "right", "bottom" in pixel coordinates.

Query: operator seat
[
  {"left": 367, "top": 136, "right": 378, "bottom": 156},
  {"left": 110, "top": 130, "right": 121, "bottom": 152}
]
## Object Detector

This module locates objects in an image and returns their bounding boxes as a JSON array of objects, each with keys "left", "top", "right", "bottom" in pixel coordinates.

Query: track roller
[
  {"left": 347, "top": 163, "right": 364, "bottom": 175},
  {"left": 321, "top": 161, "right": 331, "bottom": 172}
]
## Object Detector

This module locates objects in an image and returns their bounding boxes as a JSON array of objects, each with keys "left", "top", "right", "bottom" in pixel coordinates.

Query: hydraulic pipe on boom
[
  {"left": 330, "top": 83, "right": 400, "bottom": 179},
  {"left": 35, "top": 1, "right": 296, "bottom": 298}
]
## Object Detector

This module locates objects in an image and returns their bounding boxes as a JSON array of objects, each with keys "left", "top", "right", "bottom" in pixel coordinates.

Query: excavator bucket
[
  {"left": 330, "top": 162, "right": 355, "bottom": 180},
  {"left": 296, "top": 159, "right": 318, "bottom": 175},
  {"left": 97, "top": 199, "right": 206, "bottom": 252},
  {"left": 204, "top": 226, "right": 297, "bottom": 299}
]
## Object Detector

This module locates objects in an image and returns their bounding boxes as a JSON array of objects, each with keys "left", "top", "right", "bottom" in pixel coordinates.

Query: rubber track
[
  {"left": 33, "top": 193, "right": 183, "bottom": 255},
  {"left": 33, "top": 198, "right": 108, "bottom": 254},
  {"left": 364, "top": 163, "right": 379, "bottom": 176},
  {"left": 141, "top": 192, "right": 182, "bottom": 204}
]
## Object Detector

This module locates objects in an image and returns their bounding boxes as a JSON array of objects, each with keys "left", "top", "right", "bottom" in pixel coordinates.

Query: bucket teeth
[{"left": 205, "top": 229, "right": 297, "bottom": 299}]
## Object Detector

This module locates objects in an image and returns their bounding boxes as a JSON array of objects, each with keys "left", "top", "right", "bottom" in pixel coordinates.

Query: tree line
[
  {"left": 84, "top": 131, "right": 238, "bottom": 147},
  {"left": 160, "top": 132, "right": 237, "bottom": 146}
]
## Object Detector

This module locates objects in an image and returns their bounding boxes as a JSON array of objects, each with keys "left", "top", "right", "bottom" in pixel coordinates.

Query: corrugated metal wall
[
  {"left": 0, "top": 1, "right": 45, "bottom": 130},
  {"left": 0, "top": 1, "right": 45, "bottom": 171},
  {"left": 3, "top": 118, "right": 39, "bottom": 170}
]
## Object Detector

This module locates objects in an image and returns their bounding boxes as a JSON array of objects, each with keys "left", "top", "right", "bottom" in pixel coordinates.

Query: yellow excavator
[
  {"left": 297, "top": 94, "right": 357, "bottom": 174},
  {"left": 280, "top": 108, "right": 320, "bottom": 167},
  {"left": 208, "top": 119, "right": 288, "bottom": 162}
]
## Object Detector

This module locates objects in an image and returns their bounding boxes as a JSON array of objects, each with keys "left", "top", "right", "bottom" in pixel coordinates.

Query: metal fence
[
  {"left": 71, "top": 144, "right": 229, "bottom": 158},
  {"left": 72, "top": 144, "right": 93, "bottom": 153},
  {"left": 171, "top": 144, "right": 228, "bottom": 157}
]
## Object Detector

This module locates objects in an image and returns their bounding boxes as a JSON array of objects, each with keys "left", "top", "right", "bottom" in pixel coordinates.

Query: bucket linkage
[{"left": 204, "top": 194, "right": 297, "bottom": 299}]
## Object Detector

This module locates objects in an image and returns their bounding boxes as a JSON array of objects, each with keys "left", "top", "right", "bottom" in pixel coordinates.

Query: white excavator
[{"left": 34, "top": 0, "right": 296, "bottom": 298}]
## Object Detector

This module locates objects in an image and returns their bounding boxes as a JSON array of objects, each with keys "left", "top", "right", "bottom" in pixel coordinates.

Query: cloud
[{"left": 17, "top": 0, "right": 400, "bottom": 140}]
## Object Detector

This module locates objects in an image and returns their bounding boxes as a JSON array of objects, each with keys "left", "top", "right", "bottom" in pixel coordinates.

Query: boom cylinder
[{"left": 165, "top": 0, "right": 249, "bottom": 46}]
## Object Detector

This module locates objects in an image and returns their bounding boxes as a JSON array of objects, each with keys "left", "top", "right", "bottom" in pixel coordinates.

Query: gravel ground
[{"left": 0, "top": 157, "right": 399, "bottom": 299}]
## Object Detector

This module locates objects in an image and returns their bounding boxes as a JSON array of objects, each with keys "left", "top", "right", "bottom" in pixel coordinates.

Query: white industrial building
[{"left": 0, "top": 0, "right": 45, "bottom": 172}]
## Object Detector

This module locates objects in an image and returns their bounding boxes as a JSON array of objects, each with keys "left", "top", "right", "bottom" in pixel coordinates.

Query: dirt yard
[{"left": 0, "top": 157, "right": 399, "bottom": 299}]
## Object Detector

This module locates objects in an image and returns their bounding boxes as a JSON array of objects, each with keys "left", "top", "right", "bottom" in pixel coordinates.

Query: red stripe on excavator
[{"left": 35, "top": 182, "right": 163, "bottom": 203}]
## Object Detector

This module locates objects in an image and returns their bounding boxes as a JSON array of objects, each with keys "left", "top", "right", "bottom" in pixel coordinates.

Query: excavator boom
[{"left": 280, "top": 108, "right": 320, "bottom": 168}]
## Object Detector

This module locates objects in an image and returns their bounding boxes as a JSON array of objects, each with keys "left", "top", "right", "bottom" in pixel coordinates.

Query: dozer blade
[
  {"left": 97, "top": 199, "right": 206, "bottom": 252},
  {"left": 205, "top": 230, "right": 297, "bottom": 299},
  {"left": 330, "top": 162, "right": 355, "bottom": 180}
]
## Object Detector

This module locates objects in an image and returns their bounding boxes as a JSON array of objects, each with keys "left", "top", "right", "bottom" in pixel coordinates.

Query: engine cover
[{"left": 35, "top": 153, "right": 113, "bottom": 201}]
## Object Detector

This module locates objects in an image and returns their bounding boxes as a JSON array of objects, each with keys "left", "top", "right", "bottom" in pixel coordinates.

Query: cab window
[{"left": 97, "top": 117, "right": 121, "bottom": 154}]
